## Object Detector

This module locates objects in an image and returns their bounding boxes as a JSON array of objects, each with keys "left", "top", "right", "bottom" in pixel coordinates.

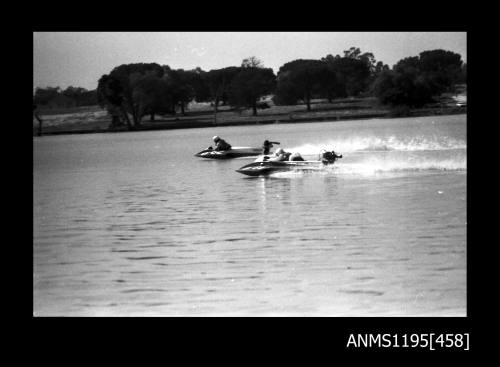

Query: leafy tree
[
  {"left": 343, "top": 47, "right": 363, "bottom": 59},
  {"left": 33, "top": 87, "right": 61, "bottom": 105},
  {"left": 97, "top": 74, "right": 131, "bottom": 128},
  {"left": 62, "top": 86, "right": 85, "bottom": 105},
  {"left": 274, "top": 59, "right": 331, "bottom": 111},
  {"left": 418, "top": 49, "right": 463, "bottom": 93},
  {"left": 241, "top": 56, "right": 264, "bottom": 68},
  {"left": 34, "top": 86, "right": 98, "bottom": 108},
  {"left": 228, "top": 59, "right": 275, "bottom": 115},
  {"left": 327, "top": 55, "right": 370, "bottom": 96},
  {"left": 106, "top": 105, "right": 126, "bottom": 128},
  {"left": 393, "top": 56, "right": 420, "bottom": 72},
  {"left": 393, "top": 50, "right": 463, "bottom": 95},
  {"left": 59, "top": 86, "right": 98, "bottom": 107},
  {"left": 374, "top": 49, "right": 465, "bottom": 107},
  {"left": 273, "top": 76, "right": 299, "bottom": 106},
  {"left": 373, "top": 61, "right": 390, "bottom": 76},
  {"left": 318, "top": 64, "right": 345, "bottom": 102},
  {"left": 371, "top": 69, "right": 434, "bottom": 108},
  {"left": 205, "top": 66, "right": 242, "bottom": 112},
  {"left": 189, "top": 67, "right": 211, "bottom": 103},
  {"left": 164, "top": 68, "right": 199, "bottom": 115},
  {"left": 97, "top": 63, "right": 164, "bottom": 128},
  {"left": 323, "top": 47, "right": 384, "bottom": 97},
  {"left": 132, "top": 73, "right": 173, "bottom": 121},
  {"left": 457, "top": 63, "right": 467, "bottom": 84}
]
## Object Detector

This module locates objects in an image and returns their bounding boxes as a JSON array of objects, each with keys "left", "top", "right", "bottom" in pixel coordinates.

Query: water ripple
[
  {"left": 339, "top": 289, "right": 385, "bottom": 296},
  {"left": 125, "top": 256, "right": 168, "bottom": 261},
  {"left": 121, "top": 288, "right": 167, "bottom": 293}
]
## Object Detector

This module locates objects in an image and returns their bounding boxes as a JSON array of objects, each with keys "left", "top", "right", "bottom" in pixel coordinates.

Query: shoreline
[{"left": 35, "top": 106, "right": 466, "bottom": 137}]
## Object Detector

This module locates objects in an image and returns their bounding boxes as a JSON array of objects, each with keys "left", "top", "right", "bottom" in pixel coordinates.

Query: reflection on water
[{"left": 34, "top": 115, "right": 466, "bottom": 316}]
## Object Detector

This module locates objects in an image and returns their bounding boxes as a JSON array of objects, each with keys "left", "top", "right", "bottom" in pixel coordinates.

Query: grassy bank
[{"left": 33, "top": 97, "right": 466, "bottom": 136}]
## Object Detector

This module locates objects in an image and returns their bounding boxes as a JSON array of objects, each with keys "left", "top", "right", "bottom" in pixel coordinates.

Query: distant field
[
  {"left": 37, "top": 105, "right": 104, "bottom": 116},
  {"left": 35, "top": 98, "right": 382, "bottom": 126},
  {"left": 34, "top": 95, "right": 466, "bottom": 135},
  {"left": 34, "top": 105, "right": 109, "bottom": 133}
]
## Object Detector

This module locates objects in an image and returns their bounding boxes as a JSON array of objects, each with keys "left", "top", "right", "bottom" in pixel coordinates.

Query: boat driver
[
  {"left": 262, "top": 140, "right": 280, "bottom": 155},
  {"left": 269, "top": 148, "right": 291, "bottom": 161},
  {"left": 289, "top": 152, "right": 305, "bottom": 161},
  {"left": 212, "top": 136, "right": 232, "bottom": 151}
]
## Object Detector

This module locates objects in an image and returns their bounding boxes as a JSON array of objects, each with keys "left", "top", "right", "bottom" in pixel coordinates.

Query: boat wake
[
  {"left": 266, "top": 153, "right": 466, "bottom": 178},
  {"left": 287, "top": 135, "right": 466, "bottom": 155},
  {"left": 335, "top": 155, "right": 466, "bottom": 175}
]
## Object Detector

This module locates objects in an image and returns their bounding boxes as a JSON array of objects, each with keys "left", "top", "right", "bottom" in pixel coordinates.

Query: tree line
[
  {"left": 33, "top": 86, "right": 98, "bottom": 108},
  {"left": 371, "top": 50, "right": 466, "bottom": 107},
  {"left": 34, "top": 47, "right": 466, "bottom": 130}
]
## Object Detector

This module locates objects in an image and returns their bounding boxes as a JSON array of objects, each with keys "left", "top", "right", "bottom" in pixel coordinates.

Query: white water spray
[{"left": 287, "top": 135, "right": 466, "bottom": 155}]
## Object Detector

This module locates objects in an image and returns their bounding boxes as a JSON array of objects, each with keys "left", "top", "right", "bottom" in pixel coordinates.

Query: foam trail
[
  {"left": 268, "top": 155, "right": 466, "bottom": 178},
  {"left": 333, "top": 156, "right": 466, "bottom": 175},
  {"left": 286, "top": 135, "right": 466, "bottom": 155}
]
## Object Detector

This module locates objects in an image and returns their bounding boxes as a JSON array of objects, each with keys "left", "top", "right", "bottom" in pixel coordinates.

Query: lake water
[{"left": 33, "top": 114, "right": 467, "bottom": 316}]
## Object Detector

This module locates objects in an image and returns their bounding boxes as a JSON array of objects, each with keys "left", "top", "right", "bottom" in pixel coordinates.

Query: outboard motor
[{"left": 321, "top": 150, "right": 342, "bottom": 165}]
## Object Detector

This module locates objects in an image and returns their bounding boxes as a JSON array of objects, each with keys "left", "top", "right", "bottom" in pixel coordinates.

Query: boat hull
[
  {"left": 236, "top": 160, "right": 324, "bottom": 176},
  {"left": 195, "top": 147, "right": 262, "bottom": 159}
]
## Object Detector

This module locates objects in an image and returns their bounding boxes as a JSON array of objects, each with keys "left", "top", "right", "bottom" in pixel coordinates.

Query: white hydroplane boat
[{"left": 236, "top": 150, "right": 342, "bottom": 176}]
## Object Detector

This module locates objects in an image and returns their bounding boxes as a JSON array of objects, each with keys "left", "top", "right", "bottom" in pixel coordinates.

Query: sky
[{"left": 33, "top": 32, "right": 467, "bottom": 91}]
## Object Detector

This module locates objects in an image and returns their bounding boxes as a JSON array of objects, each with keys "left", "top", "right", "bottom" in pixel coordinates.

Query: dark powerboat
[{"left": 195, "top": 146, "right": 262, "bottom": 159}]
